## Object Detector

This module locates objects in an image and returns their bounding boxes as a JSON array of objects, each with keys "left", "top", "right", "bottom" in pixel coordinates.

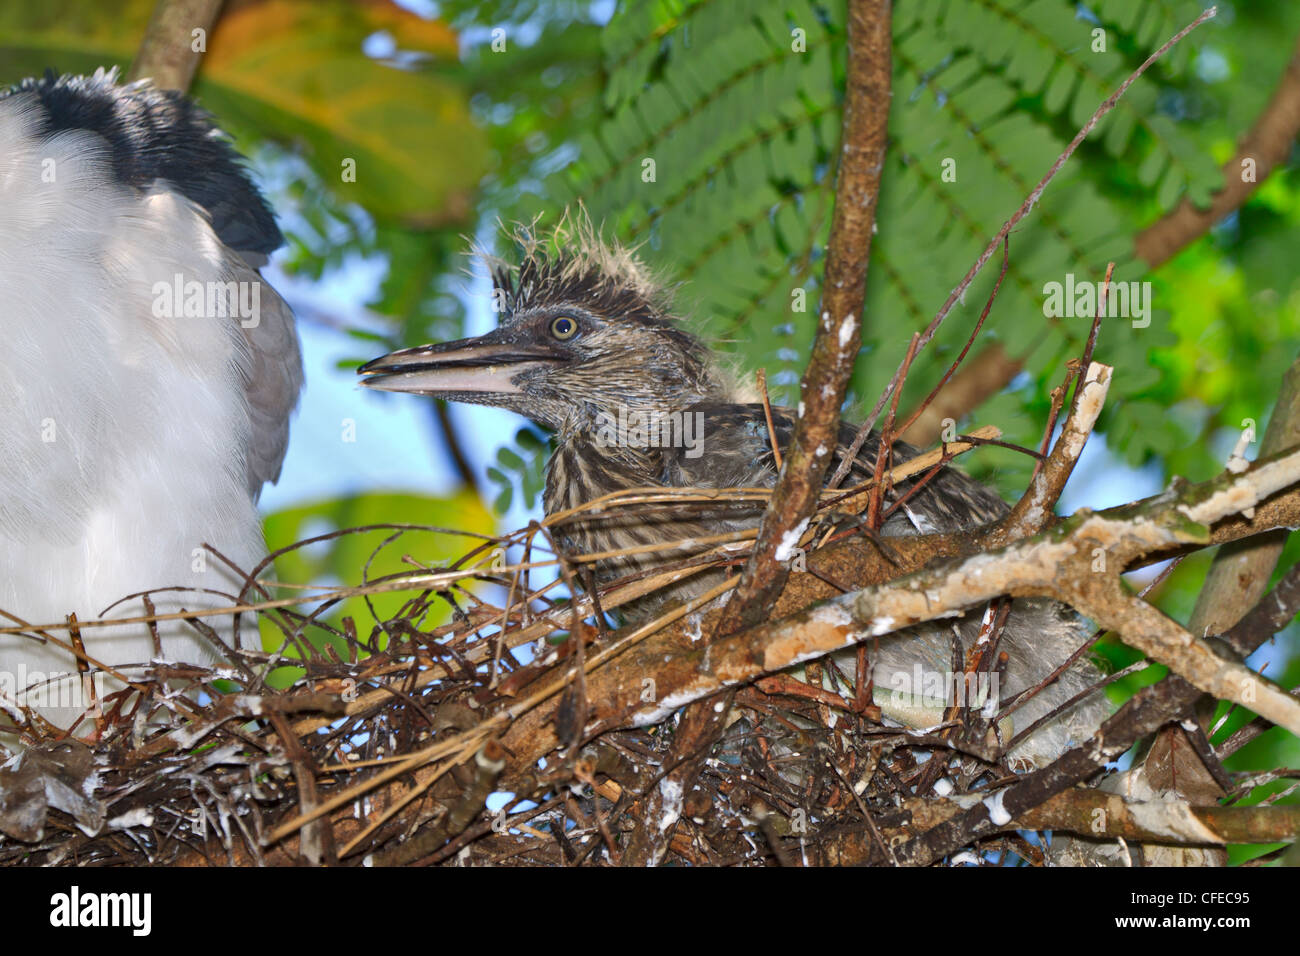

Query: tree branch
[
  {"left": 987, "top": 362, "right": 1111, "bottom": 547},
  {"left": 817, "top": 789, "right": 1300, "bottom": 864},
  {"left": 618, "top": 0, "right": 895, "bottom": 868},
  {"left": 1139, "top": 353, "right": 1300, "bottom": 863},
  {"left": 128, "top": 0, "right": 225, "bottom": 92},
  {"left": 723, "top": 0, "right": 892, "bottom": 634},
  {"left": 1136, "top": 32, "right": 1300, "bottom": 268},
  {"left": 489, "top": 444, "right": 1300, "bottom": 792},
  {"left": 1187, "top": 355, "right": 1300, "bottom": 640}
]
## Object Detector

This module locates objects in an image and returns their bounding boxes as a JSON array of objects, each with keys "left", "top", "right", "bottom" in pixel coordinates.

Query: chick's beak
[{"left": 358, "top": 332, "right": 570, "bottom": 396}]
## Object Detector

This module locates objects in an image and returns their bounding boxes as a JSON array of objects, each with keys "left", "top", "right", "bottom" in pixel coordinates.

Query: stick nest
[{"left": 0, "top": 486, "right": 1101, "bottom": 867}]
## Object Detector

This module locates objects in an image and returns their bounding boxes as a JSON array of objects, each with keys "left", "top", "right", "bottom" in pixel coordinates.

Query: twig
[
  {"left": 1136, "top": 30, "right": 1300, "bottom": 267},
  {"left": 721, "top": 0, "right": 892, "bottom": 635},
  {"left": 898, "top": 344, "right": 1022, "bottom": 447},
  {"left": 1221, "top": 558, "right": 1300, "bottom": 659},
  {"left": 891, "top": 238, "right": 1011, "bottom": 448},
  {"left": 819, "top": 790, "right": 1300, "bottom": 864},
  {"left": 621, "top": 0, "right": 894, "bottom": 867},
  {"left": 865, "top": 332, "right": 920, "bottom": 532},
  {"left": 128, "top": 0, "right": 225, "bottom": 91},
  {"left": 854, "top": 6, "right": 1219, "bottom": 469},
  {"left": 368, "top": 739, "right": 507, "bottom": 866},
  {"left": 757, "top": 368, "right": 784, "bottom": 471},
  {"left": 907, "top": 16, "right": 1300, "bottom": 440},
  {"left": 987, "top": 361, "right": 1112, "bottom": 547}
]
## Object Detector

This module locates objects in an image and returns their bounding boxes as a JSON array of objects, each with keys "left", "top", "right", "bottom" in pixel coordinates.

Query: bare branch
[
  {"left": 987, "top": 362, "right": 1111, "bottom": 547},
  {"left": 1137, "top": 32, "right": 1300, "bottom": 267},
  {"left": 128, "top": 0, "right": 225, "bottom": 92},
  {"left": 1138, "top": 354, "right": 1300, "bottom": 861},
  {"left": 619, "top": 0, "right": 894, "bottom": 869},
  {"left": 818, "top": 790, "right": 1300, "bottom": 864},
  {"left": 505, "top": 444, "right": 1300, "bottom": 760},
  {"left": 723, "top": 0, "right": 892, "bottom": 633}
]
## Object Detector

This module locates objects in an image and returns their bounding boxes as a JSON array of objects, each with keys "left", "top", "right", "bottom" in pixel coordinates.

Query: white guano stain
[
  {"left": 657, "top": 778, "right": 684, "bottom": 833},
  {"left": 107, "top": 807, "right": 155, "bottom": 830},
  {"left": 631, "top": 691, "right": 697, "bottom": 727},
  {"left": 774, "top": 518, "right": 810, "bottom": 562},
  {"left": 838, "top": 314, "right": 857, "bottom": 348},
  {"left": 983, "top": 789, "right": 1012, "bottom": 826}
]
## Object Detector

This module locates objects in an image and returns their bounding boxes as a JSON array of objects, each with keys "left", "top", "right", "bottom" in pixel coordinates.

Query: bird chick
[
  {"left": 360, "top": 218, "right": 1106, "bottom": 769},
  {"left": 0, "top": 70, "right": 302, "bottom": 734}
]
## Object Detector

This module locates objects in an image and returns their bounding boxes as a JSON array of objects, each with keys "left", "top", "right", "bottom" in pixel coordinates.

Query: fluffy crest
[{"left": 480, "top": 209, "right": 676, "bottom": 325}]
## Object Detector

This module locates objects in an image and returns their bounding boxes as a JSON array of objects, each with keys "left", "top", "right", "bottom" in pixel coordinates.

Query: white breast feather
[{"left": 0, "top": 98, "right": 269, "bottom": 729}]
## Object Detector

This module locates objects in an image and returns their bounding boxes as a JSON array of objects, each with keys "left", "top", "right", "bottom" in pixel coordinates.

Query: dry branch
[
  {"left": 1136, "top": 32, "right": 1300, "bottom": 267},
  {"left": 128, "top": 0, "right": 224, "bottom": 91},
  {"left": 817, "top": 789, "right": 1300, "bottom": 865},
  {"left": 1139, "top": 353, "right": 1300, "bottom": 863},
  {"left": 483, "top": 445, "right": 1300, "bottom": 802},
  {"left": 725, "top": 0, "right": 892, "bottom": 633},
  {"left": 620, "top": 0, "right": 894, "bottom": 867},
  {"left": 988, "top": 362, "right": 1111, "bottom": 546}
]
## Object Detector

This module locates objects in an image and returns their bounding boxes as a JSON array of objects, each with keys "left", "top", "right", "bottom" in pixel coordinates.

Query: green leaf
[
  {"left": 260, "top": 490, "right": 495, "bottom": 654},
  {"left": 0, "top": 0, "right": 489, "bottom": 225}
]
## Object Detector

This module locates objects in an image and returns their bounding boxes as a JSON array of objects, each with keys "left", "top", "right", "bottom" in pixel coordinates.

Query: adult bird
[
  {"left": 358, "top": 219, "right": 1105, "bottom": 770},
  {"left": 0, "top": 70, "right": 302, "bottom": 733}
]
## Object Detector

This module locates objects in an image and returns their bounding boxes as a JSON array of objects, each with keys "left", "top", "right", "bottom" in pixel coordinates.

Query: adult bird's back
[{"left": 0, "top": 70, "right": 302, "bottom": 734}]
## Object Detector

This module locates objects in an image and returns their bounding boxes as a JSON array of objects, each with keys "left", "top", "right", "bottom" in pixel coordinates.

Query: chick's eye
[{"left": 550, "top": 316, "right": 579, "bottom": 340}]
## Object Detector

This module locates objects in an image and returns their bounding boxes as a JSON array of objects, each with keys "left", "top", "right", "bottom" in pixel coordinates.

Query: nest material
[{"left": 0, "top": 480, "right": 1111, "bottom": 867}]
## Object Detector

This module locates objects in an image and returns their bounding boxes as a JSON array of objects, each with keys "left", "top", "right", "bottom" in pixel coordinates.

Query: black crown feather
[{"left": 2, "top": 67, "right": 281, "bottom": 255}]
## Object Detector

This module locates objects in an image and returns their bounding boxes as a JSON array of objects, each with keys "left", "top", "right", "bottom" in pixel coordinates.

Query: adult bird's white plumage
[{"left": 0, "top": 70, "right": 302, "bottom": 733}]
